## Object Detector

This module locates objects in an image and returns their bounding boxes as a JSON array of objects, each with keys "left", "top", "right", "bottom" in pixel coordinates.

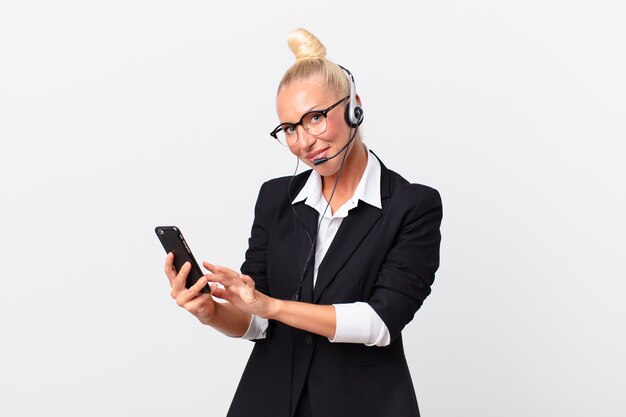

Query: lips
[{"left": 306, "top": 147, "right": 330, "bottom": 163}]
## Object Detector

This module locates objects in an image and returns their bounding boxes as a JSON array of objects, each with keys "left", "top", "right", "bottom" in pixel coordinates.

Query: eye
[
  {"left": 283, "top": 124, "right": 297, "bottom": 135},
  {"left": 307, "top": 112, "right": 324, "bottom": 125}
]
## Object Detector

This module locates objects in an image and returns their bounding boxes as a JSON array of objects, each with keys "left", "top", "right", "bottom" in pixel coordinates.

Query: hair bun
[{"left": 287, "top": 28, "right": 327, "bottom": 61}]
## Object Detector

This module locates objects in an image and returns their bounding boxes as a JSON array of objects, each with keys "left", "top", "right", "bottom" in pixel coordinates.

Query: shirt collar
[{"left": 292, "top": 148, "right": 382, "bottom": 213}]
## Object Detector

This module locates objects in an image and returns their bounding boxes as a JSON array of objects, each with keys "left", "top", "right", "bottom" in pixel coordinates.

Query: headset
[
  {"left": 313, "top": 65, "right": 364, "bottom": 166},
  {"left": 339, "top": 64, "right": 364, "bottom": 128}
]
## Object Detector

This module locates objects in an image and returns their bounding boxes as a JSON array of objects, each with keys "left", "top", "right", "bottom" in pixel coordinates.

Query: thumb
[{"left": 211, "top": 286, "right": 231, "bottom": 302}]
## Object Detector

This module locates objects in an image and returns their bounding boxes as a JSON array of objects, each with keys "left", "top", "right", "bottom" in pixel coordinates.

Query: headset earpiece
[
  {"left": 344, "top": 102, "right": 363, "bottom": 128},
  {"left": 339, "top": 65, "right": 364, "bottom": 128}
]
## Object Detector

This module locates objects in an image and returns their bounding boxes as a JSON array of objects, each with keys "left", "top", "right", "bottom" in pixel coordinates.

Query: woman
[{"left": 164, "top": 28, "right": 442, "bottom": 417}]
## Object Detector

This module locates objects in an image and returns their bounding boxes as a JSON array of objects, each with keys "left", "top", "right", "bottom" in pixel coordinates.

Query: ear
[{"left": 345, "top": 93, "right": 364, "bottom": 128}]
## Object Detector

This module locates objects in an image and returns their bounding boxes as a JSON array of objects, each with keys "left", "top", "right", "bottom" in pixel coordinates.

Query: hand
[
  {"left": 203, "top": 262, "right": 277, "bottom": 319},
  {"left": 164, "top": 252, "right": 218, "bottom": 325}
]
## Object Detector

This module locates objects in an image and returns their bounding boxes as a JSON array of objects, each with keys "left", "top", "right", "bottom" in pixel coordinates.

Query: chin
[{"left": 312, "top": 161, "right": 342, "bottom": 177}]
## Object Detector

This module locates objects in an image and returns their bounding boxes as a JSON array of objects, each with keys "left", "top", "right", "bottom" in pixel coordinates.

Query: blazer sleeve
[
  {"left": 368, "top": 186, "right": 443, "bottom": 342},
  {"left": 240, "top": 182, "right": 271, "bottom": 296}
]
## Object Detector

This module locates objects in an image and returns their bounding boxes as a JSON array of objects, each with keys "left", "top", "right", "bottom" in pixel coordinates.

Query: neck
[{"left": 321, "top": 140, "right": 368, "bottom": 200}]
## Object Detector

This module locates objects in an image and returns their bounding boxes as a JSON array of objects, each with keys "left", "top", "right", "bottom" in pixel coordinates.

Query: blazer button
[{"left": 305, "top": 333, "right": 313, "bottom": 345}]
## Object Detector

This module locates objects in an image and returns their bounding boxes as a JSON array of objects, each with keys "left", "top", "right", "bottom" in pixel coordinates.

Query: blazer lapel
[
  {"left": 313, "top": 203, "right": 381, "bottom": 303},
  {"left": 313, "top": 152, "right": 391, "bottom": 303}
]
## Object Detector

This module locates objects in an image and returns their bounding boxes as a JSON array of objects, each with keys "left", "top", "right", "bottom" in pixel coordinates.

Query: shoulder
[
  {"left": 253, "top": 170, "right": 313, "bottom": 212},
  {"left": 390, "top": 169, "right": 441, "bottom": 202},
  {"left": 380, "top": 165, "right": 443, "bottom": 242},
  {"left": 374, "top": 153, "right": 441, "bottom": 209},
  {"left": 258, "top": 170, "right": 311, "bottom": 197}
]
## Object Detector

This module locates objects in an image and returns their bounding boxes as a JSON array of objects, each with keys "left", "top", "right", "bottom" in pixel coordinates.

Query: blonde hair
[{"left": 277, "top": 28, "right": 350, "bottom": 98}]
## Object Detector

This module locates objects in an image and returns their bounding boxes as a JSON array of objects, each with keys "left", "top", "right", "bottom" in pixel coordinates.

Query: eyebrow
[{"left": 279, "top": 102, "right": 326, "bottom": 125}]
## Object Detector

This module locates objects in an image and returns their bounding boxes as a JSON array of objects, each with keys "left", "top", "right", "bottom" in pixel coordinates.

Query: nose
[{"left": 296, "top": 125, "right": 316, "bottom": 149}]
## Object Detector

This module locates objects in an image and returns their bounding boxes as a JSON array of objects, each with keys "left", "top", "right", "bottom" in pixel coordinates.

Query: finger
[
  {"left": 202, "top": 262, "right": 227, "bottom": 283},
  {"left": 183, "top": 293, "right": 213, "bottom": 313},
  {"left": 203, "top": 262, "right": 238, "bottom": 277},
  {"left": 240, "top": 274, "right": 255, "bottom": 288},
  {"left": 204, "top": 263, "right": 246, "bottom": 287},
  {"left": 206, "top": 272, "right": 227, "bottom": 286},
  {"left": 211, "top": 286, "right": 231, "bottom": 302},
  {"left": 203, "top": 268, "right": 233, "bottom": 287},
  {"left": 189, "top": 274, "right": 209, "bottom": 295},
  {"left": 175, "top": 275, "right": 207, "bottom": 306},
  {"left": 164, "top": 253, "right": 177, "bottom": 283},
  {"left": 183, "top": 294, "right": 215, "bottom": 319},
  {"left": 203, "top": 261, "right": 221, "bottom": 274},
  {"left": 208, "top": 282, "right": 220, "bottom": 295},
  {"left": 170, "top": 262, "right": 191, "bottom": 298}
]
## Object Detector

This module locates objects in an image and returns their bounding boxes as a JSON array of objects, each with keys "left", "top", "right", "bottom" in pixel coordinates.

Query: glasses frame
[{"left": 270, "top": 95, "right": 349, "bottom": 146}]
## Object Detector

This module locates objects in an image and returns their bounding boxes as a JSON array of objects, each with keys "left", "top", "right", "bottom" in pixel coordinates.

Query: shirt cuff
[
  {"left": 330, "top": 302, "right": 391, "bottom": 346},
  {"left": 240, "top": 314, "right": 268, "bottom": 340}
]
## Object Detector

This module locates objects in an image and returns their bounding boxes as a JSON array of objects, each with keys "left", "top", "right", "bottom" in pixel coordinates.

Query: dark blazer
[{"left": 227, "top": 152, "right": 442, "bottom": 417}]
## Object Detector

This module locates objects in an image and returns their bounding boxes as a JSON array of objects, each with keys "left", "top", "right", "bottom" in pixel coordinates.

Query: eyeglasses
[{"left": 270, "top": 96, "right": 349, "bottom": 146}]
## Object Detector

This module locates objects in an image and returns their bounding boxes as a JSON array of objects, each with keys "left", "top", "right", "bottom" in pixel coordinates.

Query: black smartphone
[{"left": 155, "top": 226, "right": 210, "bottom": 294}]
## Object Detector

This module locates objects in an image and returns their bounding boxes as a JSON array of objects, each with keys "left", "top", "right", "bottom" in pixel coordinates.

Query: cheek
[
  {"left": 323, "top": 116, "right": 348, "bottom": 140},
  {"left": 287, "top": 142, "right": 300, "bottom": 156}
]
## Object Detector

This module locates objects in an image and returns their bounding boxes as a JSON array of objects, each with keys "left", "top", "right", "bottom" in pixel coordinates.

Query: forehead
[{"left": 276, "top": 75, "right": 337, "bottom": 122}]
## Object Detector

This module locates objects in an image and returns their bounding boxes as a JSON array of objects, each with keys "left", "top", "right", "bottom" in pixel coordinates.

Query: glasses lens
[
  {"left": 303, "top": 112, "right": 327, "bottom": 136},
  {"left": 274, "top": 125, "right": 295, "bottom": 146}
]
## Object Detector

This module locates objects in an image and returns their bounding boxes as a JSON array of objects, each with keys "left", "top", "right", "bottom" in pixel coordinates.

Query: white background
[{"left": 1, "top": 1, "right": 625, "bottom": 416}]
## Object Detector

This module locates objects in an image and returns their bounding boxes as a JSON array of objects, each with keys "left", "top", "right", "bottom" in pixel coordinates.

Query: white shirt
[{"left": 241, "top": 150, "right": 391, "bottom": 347}]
